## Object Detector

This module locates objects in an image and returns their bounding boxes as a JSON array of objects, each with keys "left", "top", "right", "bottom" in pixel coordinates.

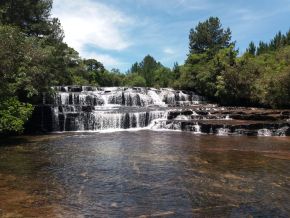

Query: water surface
[{"left": 1, "top": 132, "right": 290, "bottom": 217}]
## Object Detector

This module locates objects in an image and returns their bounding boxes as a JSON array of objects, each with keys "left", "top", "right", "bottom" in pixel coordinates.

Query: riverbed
[{"left": 1, "top": 132, "right": 290, "bottom": 217}]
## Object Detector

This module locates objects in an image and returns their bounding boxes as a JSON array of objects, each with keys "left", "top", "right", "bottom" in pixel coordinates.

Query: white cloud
[
  {"left": 52, "top": 0, "right": 134, "bottom": 53},
  {"left": 163, "top": 48, "right": 175, "bottom": 55},
  {"left": 83, "top": 51, "right": 128, "bottom": 69}
]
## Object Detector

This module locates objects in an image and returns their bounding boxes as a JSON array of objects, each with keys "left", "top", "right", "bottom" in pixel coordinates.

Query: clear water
[{"left": 1, "top": 132, "right": 290, "bottom": 217}]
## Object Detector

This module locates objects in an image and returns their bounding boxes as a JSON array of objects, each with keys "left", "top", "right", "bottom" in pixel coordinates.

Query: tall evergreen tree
[
  {"left": 139, "top": 55, "right": 161, "bottom": 87},
  {"left": 172, "top": 62, "right": 180, "bottom": 79},
  {"left": 246, "top": 41, "right": 256, "bottom": 56},
  {"left": 189, "top": 17, "right": 232, "bottom": 55},
  {"left": 286, "top": 30, "right": 290, "bottom": 45},
  {"left": 270, "top": 31, "right": 284, "bottom": 50},
  {"left": 256, "top": 41, "right": 269, "bottom": 55},
  {"left": 130, "top": 62, "right": 140, "bottom": 74}
]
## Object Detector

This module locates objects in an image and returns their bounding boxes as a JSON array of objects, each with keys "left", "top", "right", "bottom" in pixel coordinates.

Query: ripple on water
[{"left": 0, "top": 132, "right": 290, "bottom": 217}]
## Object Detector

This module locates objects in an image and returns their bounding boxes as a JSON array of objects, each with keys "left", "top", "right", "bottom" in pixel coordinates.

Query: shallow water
[{"left": 1, "top": 132, "right": 290, "bottom": 217}]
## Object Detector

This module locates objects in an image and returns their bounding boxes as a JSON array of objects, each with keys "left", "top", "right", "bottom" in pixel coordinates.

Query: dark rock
[
  {"left": 82, "top": 106, "right": 94, "bottom": 113},
  {"left": 281, "top": 111, "right": 290, "bottom": 116},
  {"left": 25, "top": 105, "right": 55, "bottom": 133},
  {"left": 68, "top": 86, "right": 82, "bottom": 92},
  {"left": 195, "top": 110, "right": 208, "bottom": 116},
  {"left": 230, "top": 114, "right": 278, "bottom": 121},
  {"left": 275, "top": 126, "right": 289, "bottom": 136}
]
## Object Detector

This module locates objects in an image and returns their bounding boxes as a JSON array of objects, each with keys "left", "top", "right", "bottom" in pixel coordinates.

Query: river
[{"left": 1, "top": 131, "right": 290, "bottom": 217}]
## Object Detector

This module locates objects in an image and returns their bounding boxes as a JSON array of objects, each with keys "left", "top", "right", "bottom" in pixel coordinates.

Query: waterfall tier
[
  {"left": 26, "top": 86, "right": 290, "bottom": 136},
  {"left": 49, "top": 86, "right": 204, "bottom": 107}
]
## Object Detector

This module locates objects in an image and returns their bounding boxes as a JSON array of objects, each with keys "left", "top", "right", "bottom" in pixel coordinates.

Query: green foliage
[
  {"left": 126, "top": 55, "right": 174, "bottom": 88},
  {"left": 98, "top": 70, "right": 125, "bottom": 87},
  {"left": 154, "top": 67, "right": 173, "bottom": 88},
  {"left": 0, "top": 97, "right": 33, "bottom": 134},
  {"left": 138, "top": 55, "right": 162, "bottom": 86},
  {"left": 177, "top": 17, "right": 290, "bottom": 108},
  {"left": 0, "top": 25, "right": 50, "bottom": 98},
  {"left": 249, "top": 46, "right": 290, "bottom": 108},
  {"left": 0, "top": 0, "right": 53, "bottom": 36},
  {"left": 189, "top": 17, "right": 232, "bottom": 55},
  {"left": 0, "top": 0, "right": 110, "bottom": 134},
  {"left": 256, "top": 30, "right": 290, "bottom": 55},
  {"left": 123, "top": 73, "right": 146, "bottom": 87},
  {"left": 246, "top": 42, "right": 256, "bottom": 56},
  {"left": 172, "top": 62, "right": 180, "bottom": 79}
]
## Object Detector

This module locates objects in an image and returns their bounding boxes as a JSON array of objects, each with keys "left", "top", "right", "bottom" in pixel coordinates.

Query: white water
[
  {"left": 50, "top": 87, "right": 203, "bottom": 132},
  {"left": 217, "top": 128, "right": 231, "bottom": 136},
  {"left": 257, "top": 129, "right": 273, "bottom": 137},
  {"left": 45, "top": 86, "right": 290, "bottom": 136},
  {"left": 194, "top": 123, "right": 201, "bottom": 134},
  {"left": 148, "top": 90, "right": 167, "bottom": 107}
]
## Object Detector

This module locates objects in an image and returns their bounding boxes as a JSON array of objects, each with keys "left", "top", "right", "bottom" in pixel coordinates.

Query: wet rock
[
  {"left": 68, "top": 86, "right": 82, "bottom": 92},
  {"left": 275, "top": 126, "right": 290, "bottom": 136},
  {"left": 195, "top": 110, "right": 208, "bottom": 116},
  {"left": 167, "top": 111, "right": 193, "bottom": 120},
  {"left": 234, "top": 129, "right": 257, "bottom": 136},
  {"left": 82, "top": 106, "right": 94, "bottom": 113},
  {"left": 281, "top": 111, "right": 290, "bottom": 116},
  {"left": 230, "top": 114, "right": 278, "bottom": 121}
]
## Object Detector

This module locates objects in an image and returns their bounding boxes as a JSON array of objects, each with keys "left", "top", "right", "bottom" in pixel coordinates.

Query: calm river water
[{"left": 1, "top": 131, "right": 290, "bottom": 217}]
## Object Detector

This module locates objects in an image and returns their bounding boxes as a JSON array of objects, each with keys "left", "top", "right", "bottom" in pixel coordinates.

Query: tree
[
  {"left": 139, "top": 55, "right": 161, "bottom": 86},
  {"left": 0, "top": 0, "right": 53, "bottom": 36},
  {"left": 256, "top": 41, "right": 269, "bottom": 55},
  {"left": 84, "top": 59, "right": 105, "bottom": 72},
  {"left": 154, "top": 67, "right": 173, "bottom": 88},
  {"left": 129, "top": 55, "right": 163, "bottom": 87},
  {"left": 189, "top": 17, "right": 232, "bottom": 55},
  {"left": 269, "top": 31, "right": 284, "bottom": 50},
  {"left": 0, "top": 25, "right": 52, "bottom": 99},
  {"left": 0, "top": 97, "right": 33, "bottom": 134},
  {"left": 246, "top": 41, "right": 256, "bottom": 56},
  {"left": 123, "top": 73, "right": 146, "bottom": 87},
  {"left": 286, "top": 30, "right": 290, "bottom": 45},
  {"left": 130, "top": 62, "right": 140, "bottom": 74},
  {"left": 172, "top": 62, "right": 180, "bottom": 79}
]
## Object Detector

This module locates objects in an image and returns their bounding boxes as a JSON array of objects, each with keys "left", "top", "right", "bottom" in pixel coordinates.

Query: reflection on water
[{"left": 0, "top": 132, "right": 290, "bottom": 217}]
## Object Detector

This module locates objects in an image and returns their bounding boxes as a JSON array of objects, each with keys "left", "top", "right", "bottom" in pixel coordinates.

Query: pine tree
[
  {"left": 246, "top": 41, "right": 256, "bottom": 56},
  {"left": 256, "top": 41, "right": 269, "bottom": 55},
  {"left": 189, "top": 17, "right": 232, "bottom": 55}
]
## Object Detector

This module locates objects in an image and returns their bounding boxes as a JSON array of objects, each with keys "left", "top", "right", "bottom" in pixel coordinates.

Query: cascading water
[
  {"left": 42, "top": 86, "right": 203, "bottom": 132},
  {"left": 29, "top": 85, "right": 290, "bottom": 136}
]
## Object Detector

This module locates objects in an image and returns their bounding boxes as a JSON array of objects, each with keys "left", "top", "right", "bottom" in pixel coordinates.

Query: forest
[{"left": 1, "top": 0, "right": 290, "bottom": 134}]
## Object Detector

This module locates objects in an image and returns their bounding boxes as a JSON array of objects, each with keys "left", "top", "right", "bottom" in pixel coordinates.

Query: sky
[{"left": 52, "top": 0, "right": 290, "bottom": 72}]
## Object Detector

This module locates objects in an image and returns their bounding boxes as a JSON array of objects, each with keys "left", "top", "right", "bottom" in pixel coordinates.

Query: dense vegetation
[
  {"left": 176, "top": 17, "right": 290, "bottom": 109},
  {"left": 0, "top": 0, "right": 290, "bottom": 134}
]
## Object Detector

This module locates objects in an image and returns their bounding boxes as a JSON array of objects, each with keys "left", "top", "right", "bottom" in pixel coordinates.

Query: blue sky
[{"left": 52, "top": 0, "right": 290, "bottom": 72}]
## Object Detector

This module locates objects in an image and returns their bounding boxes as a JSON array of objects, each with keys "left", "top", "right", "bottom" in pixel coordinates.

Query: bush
[{"left": 0, "top": 97, "right": 34, "bottom": 134}]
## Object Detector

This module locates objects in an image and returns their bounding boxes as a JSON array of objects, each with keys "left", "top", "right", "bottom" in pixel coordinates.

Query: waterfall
[
  {"left": 30, "top": 86, "right": 289, "bottom": 135},
  {"left": 44, "top": 86, "right": 204, "bottom": 132},
  {"left": 194, "top": 123, "right": 201, "bottom": 134}
]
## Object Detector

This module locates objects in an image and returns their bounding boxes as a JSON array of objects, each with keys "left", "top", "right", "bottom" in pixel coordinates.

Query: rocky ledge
[{"left": 161, "top": 106, "right": 290, "bottom": 136}]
